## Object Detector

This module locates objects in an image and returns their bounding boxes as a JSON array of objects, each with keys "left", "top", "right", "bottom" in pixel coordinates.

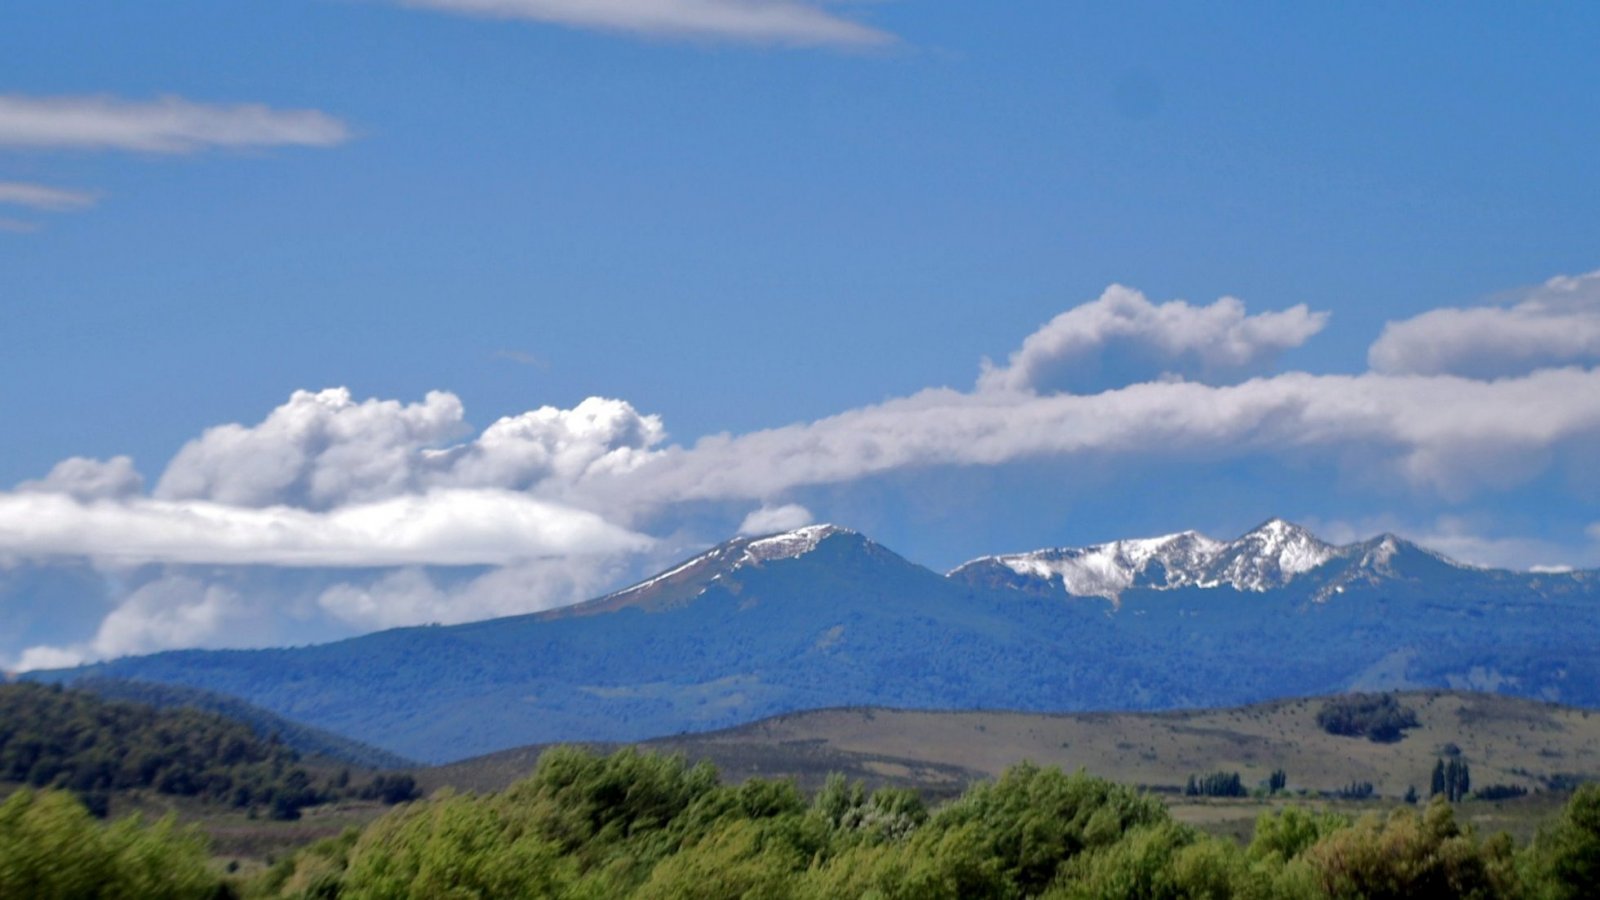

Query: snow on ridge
[
  {"left": 983, "top": 530, "right": 1227, "bottom": 601},
  {"left": 744, "top": 523, "right": 850, "bottom": 563},
  {"left": 957, "top": 519, "right": 1453, "bottom": 599},
  {"left": 609, "top": 550, "right": 719, "bottom": 598}
]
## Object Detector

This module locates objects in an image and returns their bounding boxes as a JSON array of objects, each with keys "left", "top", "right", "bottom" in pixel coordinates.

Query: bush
[{"left": 0, "top": 789, "right": 223, "bottom": 899}]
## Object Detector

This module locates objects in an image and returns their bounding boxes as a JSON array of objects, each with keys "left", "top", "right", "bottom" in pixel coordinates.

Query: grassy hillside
[{"left": 428, "top": 691, "right": 1600, "bottom": 802}]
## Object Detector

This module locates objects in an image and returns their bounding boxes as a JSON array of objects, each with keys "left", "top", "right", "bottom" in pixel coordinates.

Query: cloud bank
[
  {"left": 0, "top": 490, "right": 649, "bottom": 568},
  {"left": 0, "top": 94, "right": 351, "bottom": 153},
  {"left": 7, "top": 274, "right": 1600, "bottom": 668},
  {"left": 396, "top": 0, "right": 892, "bottom": 46}
]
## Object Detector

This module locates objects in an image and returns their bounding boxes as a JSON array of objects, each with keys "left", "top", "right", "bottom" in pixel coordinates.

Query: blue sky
[{"left": 4, "top": 1, "right": 1600, "bottom": 667}]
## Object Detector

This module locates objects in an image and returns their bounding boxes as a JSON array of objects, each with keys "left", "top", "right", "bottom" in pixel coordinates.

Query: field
[{"left": 426, "top": 690, "right": 1600, "bottom": 843}]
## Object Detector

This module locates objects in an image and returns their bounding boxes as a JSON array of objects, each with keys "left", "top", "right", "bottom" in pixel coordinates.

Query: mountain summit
[
  {"left": 33, "top": 520, "right": 1600, "bottom": 763},
  {"left": 948, "top": 519, "right": 1446, "bottom": 601}
]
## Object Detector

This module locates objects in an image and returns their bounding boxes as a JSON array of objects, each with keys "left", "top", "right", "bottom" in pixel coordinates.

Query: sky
[{"left": 4, "top": 1, "right": 1600, "bottom": 669}]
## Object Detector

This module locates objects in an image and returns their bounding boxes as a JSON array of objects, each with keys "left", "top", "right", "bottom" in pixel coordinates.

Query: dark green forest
[
  {"left": 10, "top": 746, "right": 1593, "bottom": 899},
  {"left": 72, "top": 678, "right": 415, "bottom": 770},
  {"left": 0, "top": 683, "right": 415, "bottom": 820}
]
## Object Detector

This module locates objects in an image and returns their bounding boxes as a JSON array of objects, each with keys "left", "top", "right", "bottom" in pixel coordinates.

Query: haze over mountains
[{"left": 32, "top": 520, "right": 1600, "bottom": 763}]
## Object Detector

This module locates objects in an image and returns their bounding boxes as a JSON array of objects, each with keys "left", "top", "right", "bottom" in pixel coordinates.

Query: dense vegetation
[
  {"left": 6, "top": 745, "right": 1600, "bottom": 897},
  {"left": 74, "top": 677, "right": 415, "bottom": 770},
  {"left": 0, "top": 683, "right": 416, "bottom": 820},
  {"left": 0, "top": 789, "right": 219, "bottom": 899},
  {"left": 1315, "top": 693, "right": 1420, "bottom": 743},
  {"left": 243, "top": 747, "right": 1600, "bottom": 899}
]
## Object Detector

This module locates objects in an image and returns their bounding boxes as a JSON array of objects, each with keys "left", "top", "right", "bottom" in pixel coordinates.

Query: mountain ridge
[{"left": 28, "top": 519, "right": 1600, "bottom": 763}]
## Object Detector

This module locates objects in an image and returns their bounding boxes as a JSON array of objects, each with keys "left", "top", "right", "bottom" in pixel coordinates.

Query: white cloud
[
  {"left": 16, "top": 575, "right": 255, "bottom": 669},
  {"left": 0, "top": 180, "right": 96, "bottom": 211},
  {"left": 1307, "top": 514, "right": 1592, "bottom": 572},
  {"left": 0, "top": 217, "right": 38, "bottom": 233},
  {"left": 1369, "top": 270, "right": 1600, "bottom": 378},
  {"left": 978, "top": 285, "right": 1328, "bottom": 394},
  {"left": 17, "top": 456, "right": 143, "bottom": 501},
  {"left": 14, "top": 645, "right": 87, "bottom": 672},
  {"left": 738, "top": 503, "right": 814, "bottom": 535},
  {"left": 155, "top": 388, "right": 467, "bottom": 508},
  {"left": 317, "top": 556, "right": 631, "bottom": 631},
  {"left": 154, "top": 389, "right": 666, "bottom": 510},
  {"left": 11, "top": 276, "right": 1600, "bottom": 664},
  {"left": 396, "top": 0, "right": 892, "bottom": 46},
  {"left": 429, "top": 396, "right": 667, "bottom": 495},
  {"left": 0, "top": 489, "right": 651, "bottom": 567},
  {"left": 597, "top": 366, "right": 1600, "bottom": 509},
  {"left": 0, "top": 94, "right": 351, "bottom": 153}
]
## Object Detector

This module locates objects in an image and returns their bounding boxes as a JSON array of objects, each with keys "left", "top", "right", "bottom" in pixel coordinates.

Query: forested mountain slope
[{"left": 34, "top": 523, "right": 1600, "bottom": 763}]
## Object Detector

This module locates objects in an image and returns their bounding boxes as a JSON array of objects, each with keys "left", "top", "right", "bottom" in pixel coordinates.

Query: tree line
[
  {"left": 7, "top": 744, "right": 1600, "bottom": 897},
  {"left": 0, "top": 683, "right": 416, "bottom": 820},
  {"left": 255, "top": 748, "right": 1600, "bottom": 898}
]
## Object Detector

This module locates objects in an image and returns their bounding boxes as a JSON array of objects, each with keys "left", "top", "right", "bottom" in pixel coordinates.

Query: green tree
[{"left": 0, "top": 789, "right": 221, "bottom": 899}]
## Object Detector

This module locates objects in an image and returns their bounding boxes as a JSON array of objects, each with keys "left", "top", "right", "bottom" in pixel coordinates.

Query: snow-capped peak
[
  {"left": 951, "top": 519, "right": 1369, "bottom": 600},
  {"left": 958, "top": 530, "right": 1226, "bottom": 602},
  {"left": 743, "top": 524, "right": 851, "bottom": 563},
  {"left": 1205, "top": 518, "right": 1337, "bottom": 591}
]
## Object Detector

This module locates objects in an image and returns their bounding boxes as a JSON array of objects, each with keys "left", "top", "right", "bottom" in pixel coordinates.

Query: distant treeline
[
  {"left": 0, "top": 683, "right": 416, "bottom": 820},
  {"left": 71, "top": 677, "right": 416, "bottom": 770}
]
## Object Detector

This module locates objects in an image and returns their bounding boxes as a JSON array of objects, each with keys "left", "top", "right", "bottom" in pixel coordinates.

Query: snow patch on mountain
[
  {"left": 951, "top": 519, "right": 1463, "bottom": 601},
  {"left": 744, "top": 524, "right": 850, "bottom": 563},
  {"left": 978, "top": 531, "right": 1225, "bottom": 601}
]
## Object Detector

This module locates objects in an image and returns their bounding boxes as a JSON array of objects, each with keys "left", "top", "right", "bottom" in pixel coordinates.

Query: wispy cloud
[
  {"left": 0, "top": 94, "right": 351, "bottom": 153},
  {"left": 0, "top": 217, "right": 38, "bottom": 233},
  {"left": 0, "top": 180, "right": 97, "bottom": 211},
  {"left": 395, "top": 0, "right": 893, "bottom": 46}
]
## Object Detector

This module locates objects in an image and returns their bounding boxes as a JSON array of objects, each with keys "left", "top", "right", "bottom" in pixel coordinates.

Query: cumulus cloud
[
  {"left": 1370, "top": 270, "right": 1600, "bottom": 378},
  {"left": 396, "top": 0, "right": 892, "bottom": 46},
  {"left": 0, "top": 94, "right": 351, "bottom": 153},
  {"left": 0, "top": 180, "right": 96, "bottom": 211},
  {"left": 155, "top": 388, "right": 467, "bottom": 508},
  {"left": 978, "top": 285, "right": 1328, "bottom": 394},
  {"left": 154, "top": 389, "right": 666, "bottom": 510},
  {"left": 429, "top": 397, "right": 667, "bottom": 496},
  {"left": 0, "top": 489, "right": 651, "bottom": 567},
  {"left": 738, "top": 503, "right": 814, "bottom": 535},
  {"left": 17, "top": 456, "right": 143, "bottom": 501}
]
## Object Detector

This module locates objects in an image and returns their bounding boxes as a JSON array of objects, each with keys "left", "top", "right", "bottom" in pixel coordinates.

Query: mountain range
[{"left": 30, "top": 520, "right": 1600, "bottom": 764}]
